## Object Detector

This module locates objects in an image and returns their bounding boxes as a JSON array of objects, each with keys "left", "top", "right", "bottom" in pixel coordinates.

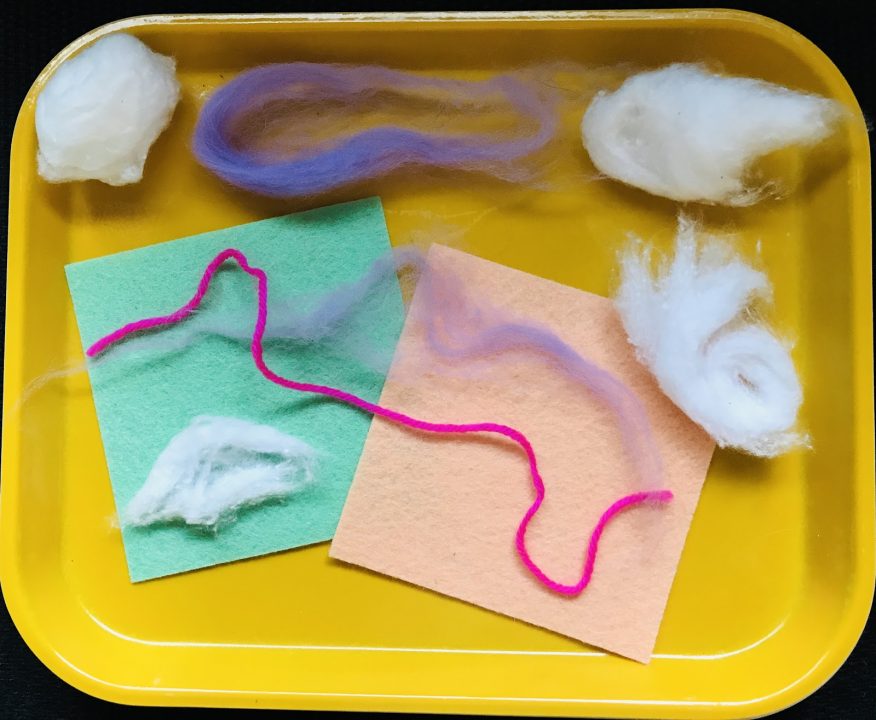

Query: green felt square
[{"left": 66, "top": 197, "right": 403, "bottom": 582}]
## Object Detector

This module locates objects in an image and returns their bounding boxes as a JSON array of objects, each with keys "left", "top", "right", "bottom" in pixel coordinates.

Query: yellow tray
[{"left": 2, "top": 10, "right": 873, "bottom": 718}]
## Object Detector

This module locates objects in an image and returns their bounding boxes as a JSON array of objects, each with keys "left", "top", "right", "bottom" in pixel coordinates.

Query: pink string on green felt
[{"left": 87, "top": 249, "right": 674, "bottom": 597}]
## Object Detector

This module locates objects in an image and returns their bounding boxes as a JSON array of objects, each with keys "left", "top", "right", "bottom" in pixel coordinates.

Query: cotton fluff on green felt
[
  {"left": 124, "top": 416, "right": 319, "bottom": 529},
  {"left": 65, "top": 198, "right": 404, "bottom": 582}
]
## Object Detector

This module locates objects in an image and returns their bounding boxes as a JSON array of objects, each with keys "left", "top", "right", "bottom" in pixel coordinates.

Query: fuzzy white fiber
[
  {"left": 124, "top": 416, "right": 318, "bottom": 529},
  {"left": 581, "top": 64, "right": 840, "bottom": 205},
  {"left": 615, "top": 218, "right": 805, "bottom": 456},
  {"left": 36, "top": 33, "right": 180, "bottom": 185}
]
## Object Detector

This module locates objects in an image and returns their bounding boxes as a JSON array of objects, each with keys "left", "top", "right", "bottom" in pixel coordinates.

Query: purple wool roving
[{"left": 192, "top": 63, "right": 559, "bottom": 197}]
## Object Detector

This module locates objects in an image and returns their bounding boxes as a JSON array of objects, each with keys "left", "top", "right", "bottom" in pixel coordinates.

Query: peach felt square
[{"left": 330, "top": 245, "right": 714, "bottom": 662}]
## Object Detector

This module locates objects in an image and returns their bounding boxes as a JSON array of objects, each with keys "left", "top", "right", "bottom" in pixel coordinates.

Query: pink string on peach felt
[{"left": 86, "top": 249, "right": 674, "bottom": 596}]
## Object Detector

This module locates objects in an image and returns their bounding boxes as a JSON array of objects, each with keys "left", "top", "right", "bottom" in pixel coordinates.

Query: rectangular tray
[{"left": 2, "top": 11, "right": 873, "bottom": 718}]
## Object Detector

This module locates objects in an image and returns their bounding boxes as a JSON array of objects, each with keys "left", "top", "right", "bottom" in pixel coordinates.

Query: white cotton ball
[
  {"left": 582, "top": 64, "right": 841, "bottom": 205},
  {"left": 124, "top": 416, "right": 319, "bottom": 528},
  {"left": 36, "top": 33, "right": 181, "bottom": 185},
  {"left": 615, "top": 217, "right": 806, "bottom": 457}
]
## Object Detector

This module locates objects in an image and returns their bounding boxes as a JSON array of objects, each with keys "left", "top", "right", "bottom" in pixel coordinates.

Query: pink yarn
[{"left": 87, "top": 249, "right": 673, "bottom": 596}]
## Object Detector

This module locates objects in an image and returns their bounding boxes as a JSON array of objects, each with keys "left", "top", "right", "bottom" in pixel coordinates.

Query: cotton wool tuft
[
  {"left": 36, "top": 33, "right": 181, "bottom": 185},
  {"left": 124, "top": 416, "right": 319, "bottom": 529},
  {"left": 581, "top": 64, "right": 841, "bottom": 205},
  {"left": 615, "top": 218, "right": 806, "bottom": 457}
]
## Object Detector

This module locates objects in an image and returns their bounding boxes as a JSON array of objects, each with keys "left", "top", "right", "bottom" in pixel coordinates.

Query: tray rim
[{"left": 2, "top": 9, "right": 873, "bottom": 719}]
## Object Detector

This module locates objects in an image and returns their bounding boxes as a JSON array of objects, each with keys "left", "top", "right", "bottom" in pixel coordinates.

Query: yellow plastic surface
[{"left": 1, "top": 11, "right": 873, "bottom": 718}]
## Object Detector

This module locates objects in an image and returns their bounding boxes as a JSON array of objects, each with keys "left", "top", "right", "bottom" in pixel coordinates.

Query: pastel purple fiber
[{"left": 192, "top": 63, "right": 558, "bottom": 197}]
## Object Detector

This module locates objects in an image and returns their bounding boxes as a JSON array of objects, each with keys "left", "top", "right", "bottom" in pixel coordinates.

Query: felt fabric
[
  {"left": 330, "top": 245, "right": 715, "bottom": 663},
  {"left": 86, "top": 246, "right": 671, "bottom": 598},
  {"left": 66, "top": 197, "right": 403, "bottom": 581}
]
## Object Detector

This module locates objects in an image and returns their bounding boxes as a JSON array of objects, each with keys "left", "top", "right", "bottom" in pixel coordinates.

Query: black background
[{"left": 1, "top": 2, "right": 873, "bottom": 719}]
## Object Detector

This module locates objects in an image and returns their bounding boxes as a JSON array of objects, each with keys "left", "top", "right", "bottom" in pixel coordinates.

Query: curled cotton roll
[
  {"left": 581, "top": 64, "right": 841, "bottom": 205},
  {"left": 36, "top": 33, "right": 180, "bottom": 185},
  {"left": 124, "top": 416, "right": 318, "bottom": 529},
  {"left": 615, "top": 217, "right": 805, "bottom": 457}
]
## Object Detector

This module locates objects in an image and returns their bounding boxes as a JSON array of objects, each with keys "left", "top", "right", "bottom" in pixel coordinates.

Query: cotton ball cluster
[
  {"left": 36, "top": 33, "right": 180, "bottom": 185},
  {"left": 615, "top": 217, "right": 805, "bottom": 457},
  {"left": 582, "top": 64, "right": 840, "bottom": 205}
]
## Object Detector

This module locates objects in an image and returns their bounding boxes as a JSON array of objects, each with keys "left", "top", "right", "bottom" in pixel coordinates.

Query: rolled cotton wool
[
  {"left": 36, "top": 33, "right": 181, "bottom": 185},
  {"left": 615, "top": 217, "right": 805, "bottom": 457},
  {"left": 581, "top": 64, "right": 841, "bottom": 205}
]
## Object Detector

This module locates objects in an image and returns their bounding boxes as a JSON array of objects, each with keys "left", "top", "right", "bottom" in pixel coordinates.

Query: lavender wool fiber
[{"left": 192, "top": 63, "right": 559, "bottom": 197}]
